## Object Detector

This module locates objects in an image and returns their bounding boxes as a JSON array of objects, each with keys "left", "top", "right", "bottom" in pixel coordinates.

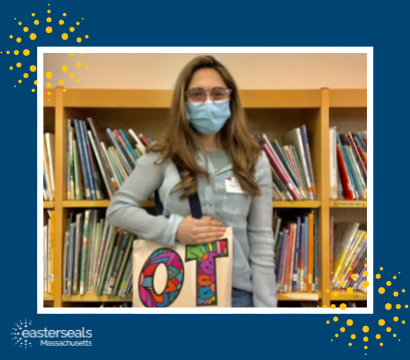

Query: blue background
[{"left": 0, "top": 0, "right": 408, "bottom": 359}]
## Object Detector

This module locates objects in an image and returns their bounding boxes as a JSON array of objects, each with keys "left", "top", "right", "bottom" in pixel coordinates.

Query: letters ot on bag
[{"left": 133, "top": 228, "right": 233, "bottom": 308}]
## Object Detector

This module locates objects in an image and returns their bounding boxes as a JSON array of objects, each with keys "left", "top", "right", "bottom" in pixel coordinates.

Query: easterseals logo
[{"left": 11, "top": 320, "right": 92, "bottom": 348}]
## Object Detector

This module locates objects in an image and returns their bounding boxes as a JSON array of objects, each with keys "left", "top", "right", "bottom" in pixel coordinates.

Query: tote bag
[{"left": 132, "top": 187, "right": 233, "bottom": 308}]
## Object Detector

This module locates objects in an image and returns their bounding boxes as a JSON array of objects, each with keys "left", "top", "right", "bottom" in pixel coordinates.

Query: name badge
[{"left": 224, "top": 176, "right": 245, "bottom": 194}]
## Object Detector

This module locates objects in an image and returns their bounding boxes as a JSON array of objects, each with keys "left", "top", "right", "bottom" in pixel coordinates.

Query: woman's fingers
[{"left": 194, "top": 231, "right": 225, "bottom": 241}]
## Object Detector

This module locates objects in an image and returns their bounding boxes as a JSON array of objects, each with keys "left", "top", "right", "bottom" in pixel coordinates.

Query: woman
[{"left": 106, "top": 55, "right": 277, "bottom": 307}]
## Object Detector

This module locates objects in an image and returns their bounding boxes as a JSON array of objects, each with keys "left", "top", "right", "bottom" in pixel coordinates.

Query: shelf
[
  {"left": 329, "top": 89, "right": 367, "bottom": 108},
  {"left": 62, "top": 291, "right": 132, "bottom": 302},
  {"left": 330, "top": 290, "right": 367, "bottom": 301},
  {"left": 44, "top": 293, "right": 54, "bottom": 301},
  {"left": 330, "top": 201, "right": 367, "bottom": 208},
  {"left": 273, "top": 201, "right": 321, "bottom": 208},
  {"left": 62, "top": 89, "right": 322, "bottom": 108},
  {"left": 277, "top": 291, "right": 321, "bottom": 301},
  {"left": 43, "top": 201, "right": 55, "bottom": 209},
  {"left": 63, "top": 200, "right": 155, "bottom": 208}
]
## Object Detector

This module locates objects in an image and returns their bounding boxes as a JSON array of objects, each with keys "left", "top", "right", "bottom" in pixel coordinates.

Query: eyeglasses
[{"left": 185, "top": 87, "right": 232, "bottom": 105}]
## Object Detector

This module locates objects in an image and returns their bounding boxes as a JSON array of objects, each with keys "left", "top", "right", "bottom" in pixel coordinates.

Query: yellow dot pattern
[
  {"left": 23, "top": 49, "right": 30, "bottom": 56},
  {"left": 351, "top": 274, "right": 356, "bottom": 279},
  {"left": 351, "top": 334, "right": 356, "bottom": 339},
  {"left": 69, "top": 73, "right": 75, "bottom": 78},
  {"left": 30, "top": 65, "right": 36, "bottom": 72},
  {"left": 34, "top": 20, "right": 39, "bottom": 25},
  {"left": 379, "top": 287, "right": 385, "bottom": 294},
  {"left": 380, "top": 267, "right": 383, "bottom": 271},
  {"left": 16, "top": 62, "right": 21, "bottom": 68},
  {"left": 14, "top": 50, "right": 19, "bottom": 55},
  {"left": 362, "top": 281, "right": 369, "bottom": 288},
  {"left": 376, "top": 274, "right": 381, "bottom": 279},
  {"left": 59, "top": 80, "right": 64, "bottom": 85},
  {"left": 347, "top": 319, "right": 353, "bottom": 326},
  {"left": 24, "top": 73, "right": 28, "bottom": 78},
  {"left": 386, "top": 327, "right": 391, "bottom": 332},
  {"left": 333, "top": 317, "right": 338, "bottom": 322},
  {"left": 394, "top": 316, "right": 399, "bottom": 321},
  {"left": 59, "top": 20, "right": 64, "bottom": 25},
  {"left": 379, "top": 319, "right": 385, "bottom": 326},
  {"left": 30, "top": 33, "right": 37, "bottom": 40},
  {"left": 394, "top": 291, "right": 399, "bottom": 297},
  {"left": 46, "top": 72, "right": 53, "bottom": 79},
  {"left": 331, "top": 304, "right": 336, "bottom": 309},
  {"left": 24, "top": 27, "right": 29, "bottom": 32},
  {"left": 393, "top": 276, "right": 396, "bottom": 279},
  {"left": 85, "top": 35, "right": 89, "bottom": 39},
  {"left": 85, "top": 66, "right": 89, "bottom": 70},
  {"left": 77, "top": 62, "right": 82, "bottom": 68},
  {"left": 47, "top": 17, "right": 52, "bottom": 22},
  {"left": 16, "top": 37, "right": 21, "bottom": 43},
  {"left": 386, "top": 281, "right": 391, "bottom": 286},
  {"left": 70, "top": 27, "right": 75, "bottom": 32},
  {"left": 46, "top": 82, "right": 52, "bottom": 88},
  {"left": 385, "top": 303, "right": 392, "bottom": 310},
  {"left": 340, "top": 327, "right": 345, "bottom": 332},
  {"left": 77, "top": 37, "right": 82, "bottom": 43},
  {"left": 362, "top": 326, "right": 369, "bottom": 333},
  {"left": 340, "top": 303, "right": 347, "bottom": 310},
  {"left": 46, "top": 27, "right": 52, "bottom": 33},
  {"left": 376, "top": 334, "right": 381, "bottom": 339},
  {"left": 396, "top": 304, "right": 401, "bottom": 309},
  {"left": 363, "top": 337, "right": 368, "bottom": 342},
  {"left": 62, "top": 33, "right": 68, "bottom": 40},
  {"left": 364, "top": 271, "right": 368, "bottom": 276},
  {"left": 62, "top": 65, "right": 68, "bottom": 72}
]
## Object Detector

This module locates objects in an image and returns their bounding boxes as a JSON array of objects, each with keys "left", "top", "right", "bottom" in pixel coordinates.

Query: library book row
[{"left": 43, "top": 117, "right": 367, "bottom": 203}]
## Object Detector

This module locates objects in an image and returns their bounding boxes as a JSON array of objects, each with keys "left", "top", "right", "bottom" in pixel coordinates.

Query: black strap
[{"left": 154, "top": 166, "right": 203, "bottom": 220}]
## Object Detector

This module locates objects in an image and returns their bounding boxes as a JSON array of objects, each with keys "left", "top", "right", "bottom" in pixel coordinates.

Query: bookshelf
[{"left": 43, "top": 87, "right": 367, "bottom": 308}]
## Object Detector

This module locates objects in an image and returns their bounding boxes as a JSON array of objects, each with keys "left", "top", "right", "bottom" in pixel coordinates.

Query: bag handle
[{"left": 154, "top": 166, "right": 203, "bottom": 220}]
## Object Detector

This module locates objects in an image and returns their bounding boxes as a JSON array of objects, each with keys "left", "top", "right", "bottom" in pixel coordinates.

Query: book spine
[
  {"left": 73, "top": 120, "right": 92, "bottom": 200},
  {"left": 276, "top": 231, "right": 287, "bottom": 292},
  {"left": 138, "top": 133, "right": 150, "bottom": 147},
  {"left": 128, "top": 129, "right": 146, "bottom": 154},
  {"left": 107, "top": 128, "right": 133, "bottom": 173},
  {"left": 103, "top": 230, "right": 124, "bottom": 294},
  {"left": 108, "top": 233, "right": 131, "bottom": 295},
  {"left": 73, "top": 213, "right": 83, "bottom": 294},
  {"left": 88, "top": 131, "right": 113, "bottom": 199},
  {"left": 93, "top": 221, "right": 110, "bottom": 289},
  {"left": 62, "top": 231, "right": 69, "bottom": 295},
  {"left": 43, "top": 226, "right": 48, "bottom": 292},
  {"left": 119, "top": 129, "right": 139, "bottom": 160},
  {"left": 69, "top": 126, "right": 75, "bottom": 200},
  {"left": 67, "top": 120, "right": 71, "bottom": 200},
  {"left": 101, "top": 142, "right": 122, "bottom": 187},
  {"left": 262, "top": 143, "right": 301, "bottom": 200},
  {"left": 303, "top": 217, "right": 308, "bottom": 292},
  {"left": 80, "top": 210, "right": 91, "bottom": 295},
  {"left": 87, "top": 117, "right": 118, "bottom": 193},
  {"left": 283, "top": 225, "right": 294, "bottom": 293},
  {"left": 308, "top": 212, "right": 314, "bottom": 293},
  {"left": 66, "top": 223, "right": 76, "bottom": 296},
  {"left": 115, "top": 129, "right": 137, "bottom": 165},
  {"left": 82, "top": 121, "right": 103, "bottom": 200},
  {"left": 73, "top": 140, "right": 85, "bottom": 200},
  {"left": 313, "top": 210, "right": 318, "bottom": 291},
  {"left": 292, "top": 217, "right": 301, "bottom": 292},
  {"left": 49, "top": 211, "right": 55, "bottom": 295},
  {"left": 96, "top": 230, "right": 118, "bottom": 297},
  {"left": 300, "top": 125, "right": 317, "bottom": 198},
  {"left": 118, "top": 256, "right": 133, "bottom": 297},
  {"left": 45, "top": 133, "right": 55, "bottom": 194}
]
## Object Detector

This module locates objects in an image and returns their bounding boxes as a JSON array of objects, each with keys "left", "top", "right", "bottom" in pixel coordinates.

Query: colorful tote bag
[{"left": 132, "top": 187, "right": 233, "bottom": 308}]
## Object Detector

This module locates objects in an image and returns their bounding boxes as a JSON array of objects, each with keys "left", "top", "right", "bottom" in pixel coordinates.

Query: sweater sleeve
[
  {"left": 247, "top": 152, "right": 278, "bottom": 307},
  {"left": 106, "top": 152, "right": 184, "bottom": 247}
]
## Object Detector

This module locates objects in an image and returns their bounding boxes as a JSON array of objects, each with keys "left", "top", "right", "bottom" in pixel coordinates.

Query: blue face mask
[{"left": 186, "top": 99, "right": 231, "bottom": 135}]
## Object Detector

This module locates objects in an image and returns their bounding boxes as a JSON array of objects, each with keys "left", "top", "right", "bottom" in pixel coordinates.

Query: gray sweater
[{"left": 106, "top": 149, "right": 277, "bottom": 307}]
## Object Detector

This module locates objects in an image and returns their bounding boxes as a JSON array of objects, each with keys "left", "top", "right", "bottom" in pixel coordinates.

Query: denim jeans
[{"left": 231, "top": 287, "right": 254, "bottom": 307}]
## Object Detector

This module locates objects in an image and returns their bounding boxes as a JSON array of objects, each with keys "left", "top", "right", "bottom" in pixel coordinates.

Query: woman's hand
[{"left": 176, "top": 215, "right": 226, "bottom": 245}]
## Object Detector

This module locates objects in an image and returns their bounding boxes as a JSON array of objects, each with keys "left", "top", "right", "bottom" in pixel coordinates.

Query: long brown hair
[{"left": 147, "top": 55, "right": 262, "bottom": 199}]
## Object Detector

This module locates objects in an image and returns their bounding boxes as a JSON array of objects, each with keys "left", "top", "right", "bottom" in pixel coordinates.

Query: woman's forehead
[{"left": 188, "top": 68, "right": 227, "bottom": 89}]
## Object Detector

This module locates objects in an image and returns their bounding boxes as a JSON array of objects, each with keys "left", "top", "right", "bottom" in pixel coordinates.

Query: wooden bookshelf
[
  {"left": 43, "top": 201, "right": 55, "bottom": 209},
  {"left": 43, "top": 88, "right": 367, "bottom": 308},
  {"left": 330, "top": 290, "right": 367, "bottom": 301},
  {"left": 330, "top": 201, "right": 367, "bottom": 208},
  {"left": 62, "top": 291, "right": 132, "bottom": 302},
  {"left": 44, "top": 293, "right": 54, "bottom": 301},
  {"left": 277, "top": 291, "right": 321, "bottom": 301}
]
